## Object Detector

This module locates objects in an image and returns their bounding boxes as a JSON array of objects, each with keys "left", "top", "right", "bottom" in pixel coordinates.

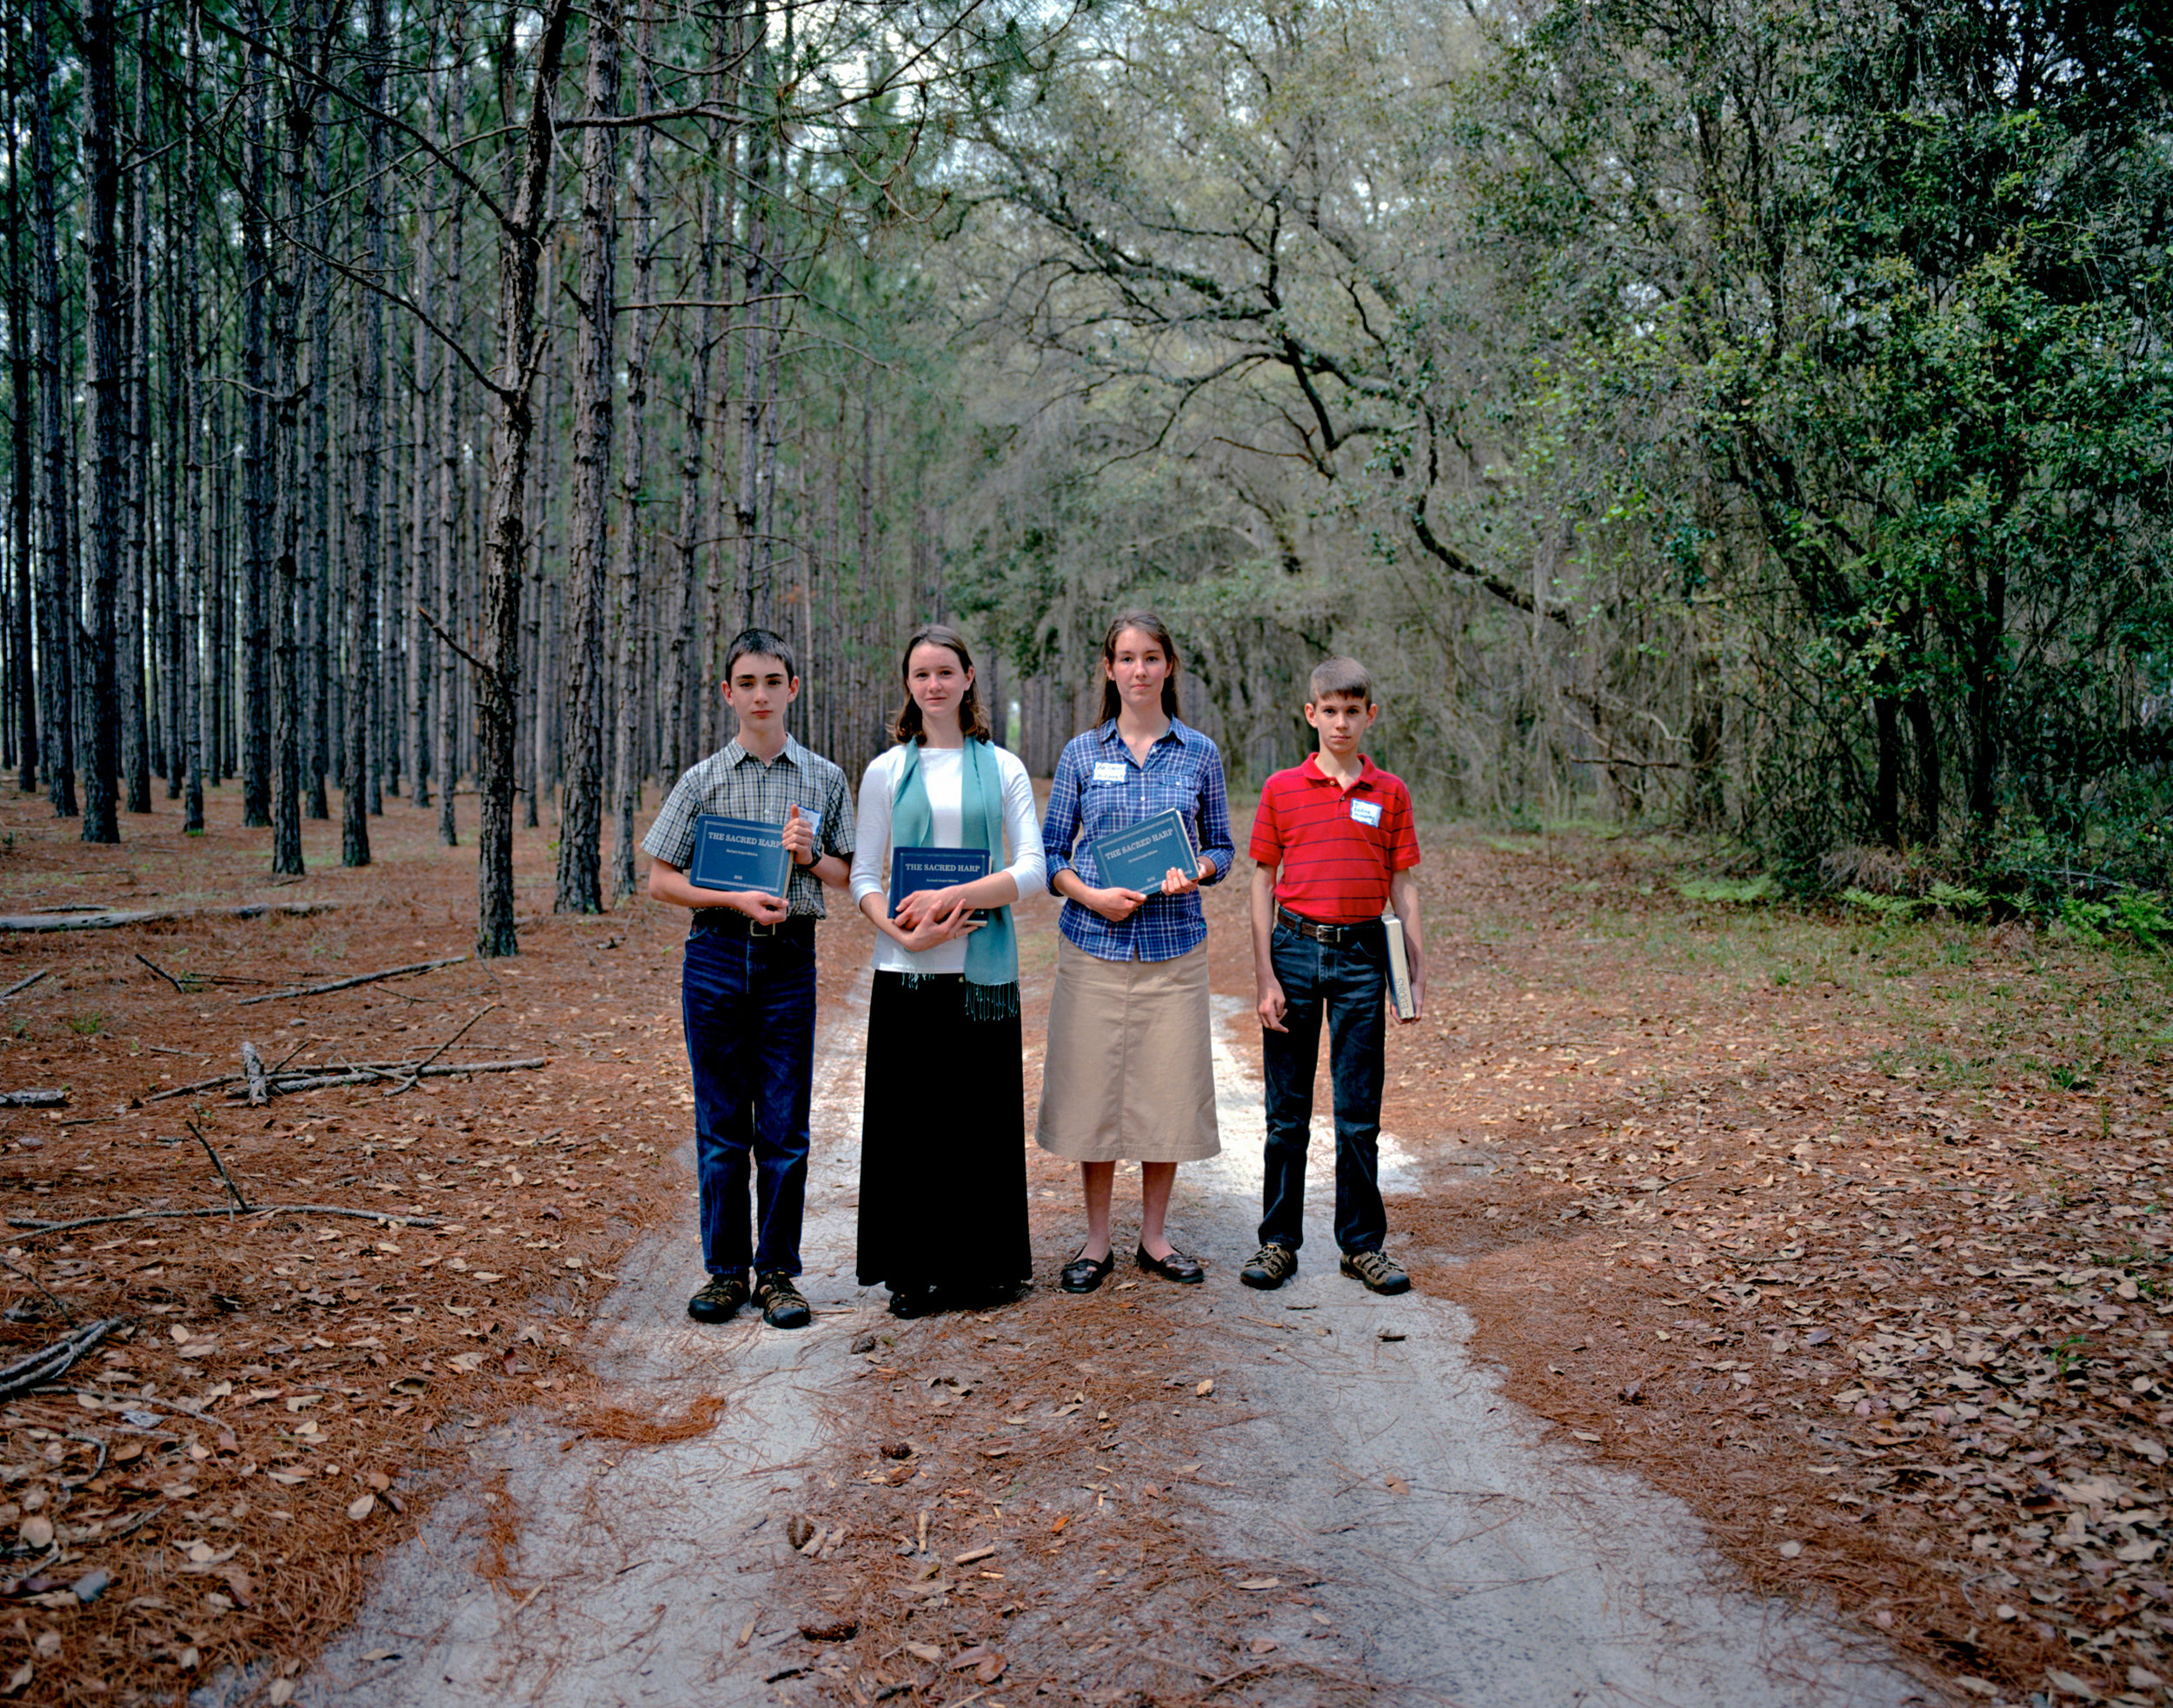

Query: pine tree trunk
[
  {"left": 240, "top": 16, "right": 273, "bottom": 829},
  {"left": 555, "top": 1, "right": 620, "bottom": 916},
  {"left": 182, "top": 23, "right": 205, "bottom": 834},
  {"left": 306, "top": 23, "right": 332, "bottom": 827},
  {"left": 667, "top": 165, "right": 715, "bottom": 775},
  {"left": 734, "top": 1, "right": 772, "bottom": 631},
  {"left": 610, "top": 3, "right": 655, "bottom": 903},
  {"left": 475, "top": 0, "right": 575, "bottom": 957},
  {"left": 79, "top": 0, "right": 124, "bottom": 844},
  {"left": 434, "top": 30, "right": 466, "bottom": 847},
  {"left": 342, "top": 0, "right": 390, "bottom": 867},
  {"left": 122, "top": 25, "right": 152, "bottom": 816},
  {"left": 30, "top": 0, "right": 75, "bottom": 818},
  {"left": 268, "top": 10, "right": 314, "bottom": 878},
  {"left": 4, "top": 67, "right": 36, "bottom": 796}
]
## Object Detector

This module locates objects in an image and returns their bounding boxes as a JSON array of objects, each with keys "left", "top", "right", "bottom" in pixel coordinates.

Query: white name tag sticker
[
  {"left": 1092, "top": 761, "right": 1128, "bottom": 785},
  {"left": 1351, "top": 799, "right": 1383, "bottom": 827}
]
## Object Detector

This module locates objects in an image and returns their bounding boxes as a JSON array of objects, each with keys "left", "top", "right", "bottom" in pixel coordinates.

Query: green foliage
[
  {"left": 1841, "top": 887, "right": 1930, "bottom": 920},
  {"left": 66, "top": 1014, "right": 104, "bottom": 1037},
  {"left": 1926, "top": 881, "right": 1989, "bottom": 917},
  {"left": 1677, "top": 875, "right": 1779, "bottom": 905}
]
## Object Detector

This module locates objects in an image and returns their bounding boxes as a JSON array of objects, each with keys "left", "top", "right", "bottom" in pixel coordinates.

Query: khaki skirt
[{"left": 1035, "top": 937, "right": 1220, "bottom": 1163}]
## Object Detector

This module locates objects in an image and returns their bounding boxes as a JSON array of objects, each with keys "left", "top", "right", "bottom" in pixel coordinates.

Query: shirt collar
[
  {"left": 1095, "top": 717, "right": 1192, "bottom": 749},
  {"left": 723, "top": 733, "right": 805, "bottom": 769},
  {"left": 1303, "top": 752, "right": 1379, "bottom": 789}
]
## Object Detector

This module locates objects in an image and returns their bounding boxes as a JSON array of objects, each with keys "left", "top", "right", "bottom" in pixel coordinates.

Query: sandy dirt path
[{"left": 289, "top": 973, "right": 1927, "bottom": 1708}]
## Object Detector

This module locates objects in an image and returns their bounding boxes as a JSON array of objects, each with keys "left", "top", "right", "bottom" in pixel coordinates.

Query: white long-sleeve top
[{"left": 849, "top": 741, "right": 1046, "bottom": 977}]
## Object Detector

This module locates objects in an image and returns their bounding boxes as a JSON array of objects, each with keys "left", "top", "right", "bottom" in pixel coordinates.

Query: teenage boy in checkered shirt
[
  {"left": 644, "top": 628, "right": 855, "bottom": 1329},
  {"left": 1242, "top": 657, "right": 1425, "bottom": 1295}
]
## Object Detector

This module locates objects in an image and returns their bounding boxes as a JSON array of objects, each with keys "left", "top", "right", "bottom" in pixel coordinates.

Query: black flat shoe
[
  {"left": 1135, "top": 1243, "right": 1204, "bottom": 1284},
  {"left": 1060, "top": 1249, "right": 1115, "bottom": 1293},
  {"left": 887, "top": 1284, "right": 944, "bottom": 1320}
]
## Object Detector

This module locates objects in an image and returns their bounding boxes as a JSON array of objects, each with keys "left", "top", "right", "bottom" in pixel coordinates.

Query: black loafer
[
  {"left": 887, "top": 1284, "right": 944, "bottom": 1320},
  {"left": 1060, "top": 1249, "right": 1115, "bottom": 1293},
  {"left": 1135, "top": 1243, "right": 1204, "bottom": 1284}
]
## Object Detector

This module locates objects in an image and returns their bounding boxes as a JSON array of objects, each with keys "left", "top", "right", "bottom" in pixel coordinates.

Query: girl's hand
[
  {"left": 1083, "top": 885, "right": 1148, "bottom": 923},
  {"left": 893, "top": 885, "right": 971, "bottom": 931},
  {"left": 893, "top": 907, "right": 981, "bottom": 951},
  {"left": 1159, "top": 860, "right": 1213, "bottom": 898}
]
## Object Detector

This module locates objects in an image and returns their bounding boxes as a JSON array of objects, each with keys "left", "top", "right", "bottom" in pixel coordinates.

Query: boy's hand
[
  {"left": 1160, "top": 861, "right": 1213, "bottom": 898},
  {"left": 1257, "top": 976, "right": 1287, "bottom": 1033},
  {"left": 1399, "top": 977, "right": 1425, "bottom": 1024},
  {"left": 739, "top": 890, "right": 789, "bottom": 923},
  {"left": 781, "top": 803, "right": 814, "bottom": 865},
  {"left": 1082, "top": 885, "right": 1149, "bottom": 923}
]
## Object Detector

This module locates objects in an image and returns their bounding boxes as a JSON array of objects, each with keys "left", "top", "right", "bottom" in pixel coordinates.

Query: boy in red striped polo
[{"left": 1242, "top": 658, "right": 1425, "bottom": 1294}]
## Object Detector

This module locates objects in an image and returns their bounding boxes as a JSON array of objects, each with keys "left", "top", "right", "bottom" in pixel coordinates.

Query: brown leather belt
[{"left": 1277, "top": 906, "right": 1379, "bottom": 945}]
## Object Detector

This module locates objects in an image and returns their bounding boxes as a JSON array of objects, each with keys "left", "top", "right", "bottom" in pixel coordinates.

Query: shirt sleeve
[
  {"left": 1041, "top": 739, "right": 1085, "bottom": 892},
  {"left": 1390, "top": 780, "right": 1421, "bottom": 870},
  {"left": 848, "top": 749, "right": 894, "bottom": 912},
  {"left": 823, "top": 759, "right": 856, "bottom": 861},
  {"left": 641, "top": 770, "right": 701, "bottom": 868},
  {"left": 1193, "top": 740, "right": 1236, "bottom": 885},
  {"left": 1247, "top": 775, "right": 1284, "bottom": 867},
  {"left": 998, "top": 750, "right": 1047, "bottom": 900}
]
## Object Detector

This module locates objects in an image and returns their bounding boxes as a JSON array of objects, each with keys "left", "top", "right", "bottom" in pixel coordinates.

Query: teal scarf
[{"left": 890, "top": 738, "right": 1020, "bottom": 1022}]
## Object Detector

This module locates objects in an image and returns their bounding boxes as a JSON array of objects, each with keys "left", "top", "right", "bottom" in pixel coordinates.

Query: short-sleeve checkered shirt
[{"left": 641, "top": 734, "right": 856, "bottom": 920}]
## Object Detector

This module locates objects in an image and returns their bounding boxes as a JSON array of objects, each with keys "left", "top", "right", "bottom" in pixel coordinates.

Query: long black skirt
[{"left": 856, "top": 971, "right": 1031, "bottom": 1301}]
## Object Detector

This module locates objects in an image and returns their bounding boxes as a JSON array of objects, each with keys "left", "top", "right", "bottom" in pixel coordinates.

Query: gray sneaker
[
  {"left": 1239, "top": 1244, "right": 1297, "bottom": 1290},
  {"left": 1340, "top": 1250, "right": 1410, "bottom": 1295}
]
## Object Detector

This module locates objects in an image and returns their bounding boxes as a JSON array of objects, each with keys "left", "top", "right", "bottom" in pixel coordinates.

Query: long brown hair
[
  {"left": 1096, "top": 609, "right": 1184, "bottom": 726},
  {"left": 890, "top": 624, "right": 993, "bottom": 745}
]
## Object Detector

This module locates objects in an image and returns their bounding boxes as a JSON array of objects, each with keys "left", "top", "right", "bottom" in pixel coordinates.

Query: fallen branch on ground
[
  {"left": 235, "top": 954, "right": 468, "bottom": 1007},
  {"left": 241, "top": 1043, "right": 269, "bottom": 1107},
  {"left": 7, "top": 1203, "right": 442, "bottom": 1238},
  {"left": 186, "top": 1120, "right": 250, "bottom": 1213},
  {"left": 0, "top": 1089, "right": 67, "bottom": 1108},
  {"left": 0, "top": 1319, "right": 128, "bottom": 1402},
  {"left": 383, "top": 1004, "right": 496, "bottom": 1096},
  {"left": 133, "top": 953, "right": 192, "bottom": 994},
  {"left": 221, "top": 1057, "right": 547, "bottom": 1098},
  {"left": 0, "top": 969, "right": 50, "bottom": 1000},
  {"left": 0, "top": 901, "right": 337, "bottom": 934}
]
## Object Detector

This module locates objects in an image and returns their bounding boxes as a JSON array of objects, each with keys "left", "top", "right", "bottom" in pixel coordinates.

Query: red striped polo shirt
[{"left": 1249, "top": 754, "right": 1420, "bottom": 924}]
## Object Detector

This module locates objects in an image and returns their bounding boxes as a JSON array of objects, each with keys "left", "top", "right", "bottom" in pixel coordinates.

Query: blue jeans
[
  {"left": 1259, "top": 917, "right": 1387, "bottom": 1256},
  {"left": 681, "top": 925, "right": 817, "bottom": 1279}
]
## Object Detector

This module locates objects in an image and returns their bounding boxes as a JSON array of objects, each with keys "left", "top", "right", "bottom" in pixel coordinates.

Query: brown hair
[
  {"left": 1307, "top": 655, "right": 1376, "bottom": 707},
  {"left": 1096, "top": 609, "right": 1183, "bottom": 726},
  {"left": 890, "top": 624, "right": 993, "bottom": 745}
]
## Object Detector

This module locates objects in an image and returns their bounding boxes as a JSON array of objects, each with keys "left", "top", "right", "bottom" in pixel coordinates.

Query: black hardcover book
[
  {"left": 1093, "top": 807, "right": 1199, "bottom": 896},
  {"left": 688, "top": 814, "right": 791, "bottom": 898},
  {"left": 888, "top": 846, "right": 992, "bottom": 920}
]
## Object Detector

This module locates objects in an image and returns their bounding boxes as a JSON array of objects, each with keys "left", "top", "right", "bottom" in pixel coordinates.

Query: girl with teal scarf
[{"left": 847, "top": 626, "right": 1047, "bottom": 1318}]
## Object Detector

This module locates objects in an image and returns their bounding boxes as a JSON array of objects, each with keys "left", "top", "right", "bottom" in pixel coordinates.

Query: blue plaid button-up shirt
[{"left": 1042, "top": 718, "right": 1236, "bottom": 962}]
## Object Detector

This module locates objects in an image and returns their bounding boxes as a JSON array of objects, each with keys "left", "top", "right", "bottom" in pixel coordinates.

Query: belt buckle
[{"left": 748, "top": 919, "right": 778, "bottom": 939}]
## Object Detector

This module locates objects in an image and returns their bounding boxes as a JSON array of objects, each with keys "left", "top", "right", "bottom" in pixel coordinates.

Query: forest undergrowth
[{"left": 1378, "top": 830, "right": 2173, "bottom": 1707}]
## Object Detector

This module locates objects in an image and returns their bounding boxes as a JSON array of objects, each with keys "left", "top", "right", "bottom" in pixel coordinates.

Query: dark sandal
[
  {"left": 1060, "top": 1249, "right": 1115, "bottom": 1293},
  {"left": 1135, "top": 1243, "right": 1204, "bottom": 1284}
]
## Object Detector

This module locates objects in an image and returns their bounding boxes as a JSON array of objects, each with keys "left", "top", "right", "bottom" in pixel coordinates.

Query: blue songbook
[
  {"left": 888, "top": 847, "right": 991, "bottom": 920},
  {"left": 1093, "top": 807, "right": 1199, "bottom": 896},
  {"left": 688, "top": 814, "right": 792, "bottom": 898}
]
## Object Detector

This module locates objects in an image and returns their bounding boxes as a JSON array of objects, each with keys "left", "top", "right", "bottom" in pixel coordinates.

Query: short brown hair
[
  {"left": 891, "top": 625, "right": 993, "bottom": 745},
  {"left": 1306, "top": 656, "right": 1375, "bottom": 707}
]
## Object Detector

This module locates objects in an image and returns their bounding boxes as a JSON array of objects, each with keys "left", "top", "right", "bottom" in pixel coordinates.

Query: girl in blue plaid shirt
[{"left": 1036, "top": 611, "right": 1235, "bottom": 1293}]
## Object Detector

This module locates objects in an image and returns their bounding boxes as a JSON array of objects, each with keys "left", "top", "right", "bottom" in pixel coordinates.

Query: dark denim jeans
[
  {"left": 1259, "top": 917, "right": 1387, "bottom": 1257},
  {"left": 681, "top": 924, "right": 817, "bottom": 1279}
]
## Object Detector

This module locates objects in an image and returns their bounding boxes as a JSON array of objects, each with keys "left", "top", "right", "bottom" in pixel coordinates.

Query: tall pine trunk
[
  {"left": 342, "top": 0, "right": 390, "bottom": 867},
  {"left": 4, "top": 61, "right": 36, "bottom": 796},
  {"left": 240, "top": 15, "right": 273, "bottom": 829},
  {"left": 122, "top": 24, "right": 151, "bottom": 815},
  {"left": 306, "top": 10, "right": 332, "bottom": 823},
  {"left": 475, "top": 0, "right": 575, "bottom": 956},
  {"left": 268, "top": 8, "right": 313, "bottom": 877},
  {"left": 29, "top": 0, "right": 74, "bottom": 818},
  {"left": 79, "top": 0, "right": 123, "bottom": 843},
  {"left": 609, "top": 2, "right": 654, "bottom": 902},
  {"left": 434, "top": 26, "right": 466, "bottom": 847},
  {"left": 555, "top": 2, "right": 620, "bottom": 915}
]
